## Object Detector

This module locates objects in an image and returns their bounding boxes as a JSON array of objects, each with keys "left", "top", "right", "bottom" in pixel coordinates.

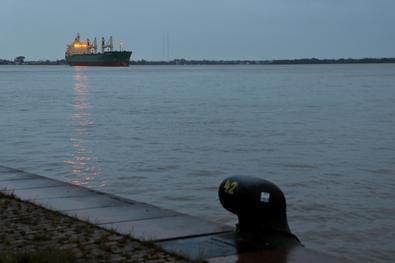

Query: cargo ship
[{"left": 65, "top": 33, "right": 132, "bottom": 67}]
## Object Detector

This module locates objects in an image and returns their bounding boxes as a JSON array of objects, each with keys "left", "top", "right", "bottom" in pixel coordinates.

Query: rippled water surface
[{"left": 1, "top": 64, "right": 394, "bottom": 261}]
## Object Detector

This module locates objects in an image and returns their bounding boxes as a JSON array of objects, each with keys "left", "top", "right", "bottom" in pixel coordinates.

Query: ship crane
[
  {"left": 93, "top": 37, "right": 98, "bottom": 53},
  {"left": 101, "top": 36, "right": 113, "bottom": 52},
  {"left": 88, "top": 38, "right": 98, "bottom": 54},
  {"left": 119, "top": 41, "right": 124, "bottom": 51}
]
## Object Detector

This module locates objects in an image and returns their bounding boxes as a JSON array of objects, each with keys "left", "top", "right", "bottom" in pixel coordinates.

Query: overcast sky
[{"left": 1, "top": 0, "right": 394, "bottom": 60}]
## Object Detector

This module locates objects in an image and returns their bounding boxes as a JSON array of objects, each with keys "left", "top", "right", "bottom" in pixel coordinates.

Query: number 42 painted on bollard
[{"left": 223, "top": 180, "right": 238, "bottom": 195}]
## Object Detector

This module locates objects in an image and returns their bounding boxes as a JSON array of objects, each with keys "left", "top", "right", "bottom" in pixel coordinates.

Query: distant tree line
[
  {"left": 129, "top": 59, "right": 270, "bottom": 65},
  {"left": 270, "top": 57, "right": 395, "bottom": 65},
  {"left": 131, "top": 57, "right": 395, "bottom": 65},
  {"left": 0, "top": 58, "right": 66, "bottom": 65},
  {"left": 1, "top": 57, "right": 395, "bottom": 66}
]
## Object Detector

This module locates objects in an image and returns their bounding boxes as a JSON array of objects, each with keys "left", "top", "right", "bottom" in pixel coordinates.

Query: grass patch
[{"left": 0, "top": 247, "right": 74, "bottom": 263}]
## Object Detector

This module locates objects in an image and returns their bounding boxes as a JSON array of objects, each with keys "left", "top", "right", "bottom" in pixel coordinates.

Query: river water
[{"left": 0, "top": 64, "right": 394, "bottom": 262}]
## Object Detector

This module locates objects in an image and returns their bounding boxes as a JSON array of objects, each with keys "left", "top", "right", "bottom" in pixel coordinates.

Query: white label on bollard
[{"left": 260, "top": 192, "right": 270, "bottom": 203}]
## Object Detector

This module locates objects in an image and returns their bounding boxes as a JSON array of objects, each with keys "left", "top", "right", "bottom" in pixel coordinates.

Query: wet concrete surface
[
  {"left": 64, "top": 204, "right": 179, "bottom": 224},
  {"left": 0, "top": 171, "right": 36, "bottom": 181},
  {"left": 102, "top": 215, "right": 232, "bottom": 241},
  {"left": 208, "top": 247, "right": 351, "bottom": 263},
  {"left": 158, "top": 234, "right": 238, "bottom": 259},
  {"left": 33, "top": 194, "right": 127, "bottom": 212},
  {"left": 0, "top": 178, "right": 63, "bottom": 190},
  {"left": 3, "top": 185, "right": 93, "bottom": 200}
]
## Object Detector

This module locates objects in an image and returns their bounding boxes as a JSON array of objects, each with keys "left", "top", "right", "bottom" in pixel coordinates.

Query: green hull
[{"left": 66, "top": 51, "right": 132, "bottom": 67}]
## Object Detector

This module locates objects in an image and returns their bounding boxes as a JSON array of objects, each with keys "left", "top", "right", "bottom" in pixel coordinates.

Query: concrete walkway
[{"left": 0, "top": 165, "right": 234, "bottom": 259}]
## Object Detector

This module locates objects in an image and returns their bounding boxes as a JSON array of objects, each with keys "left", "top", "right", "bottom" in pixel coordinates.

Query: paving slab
[
  {"left": 0, "top": 165, "right": 14, "bottom": 172},
  {"left": 32, "top": 194, "right": 127, "bottom": 212},
  {"left": 0, "top": 165, "right": 37, "bottom": 176},
  {"left": 0, "top": 172, "right": 37, "bottom": 181},
  {"left": 7, "top": 185, "right": 95, "bottom": 200},
  {"left": 64, "top": 203, "right": 179, "bottom": 224},
  {"left": 158, "top": 229, "right": 304, "bottom": 261},
  {"left": 158, "top": 234, "right": 237, "bottom": 260},
  {"left": 0, "top": 178, "right": 63, "bottom": 191},
  {"left": 102, "top": 215, "right": 233, "bottom": 241},
  {"left": 208, "top": 246, "right": 352, "bottom": 263}
]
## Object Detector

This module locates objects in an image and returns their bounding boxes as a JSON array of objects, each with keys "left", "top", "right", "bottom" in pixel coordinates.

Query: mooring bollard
[{"left": 219, "top": 176, "right": 301, "bottom": 246}]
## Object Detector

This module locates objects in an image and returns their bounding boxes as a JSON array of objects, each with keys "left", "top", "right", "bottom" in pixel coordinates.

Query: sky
[{"left": 1, "top": 0, "right": 395, "bottom": 61}]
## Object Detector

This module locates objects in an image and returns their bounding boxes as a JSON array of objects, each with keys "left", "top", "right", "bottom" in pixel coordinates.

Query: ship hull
[{"left": 66, "top": 51, "right": 132, "bottom": 67}]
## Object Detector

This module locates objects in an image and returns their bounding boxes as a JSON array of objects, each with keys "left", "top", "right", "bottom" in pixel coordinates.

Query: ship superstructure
[{"left": 65, "top": 33, "right": 132, "bottom": 67}]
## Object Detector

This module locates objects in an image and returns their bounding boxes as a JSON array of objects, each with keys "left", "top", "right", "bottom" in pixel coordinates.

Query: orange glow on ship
[{"left": 73, "top": 43, "right": 88, "bottom": 48}]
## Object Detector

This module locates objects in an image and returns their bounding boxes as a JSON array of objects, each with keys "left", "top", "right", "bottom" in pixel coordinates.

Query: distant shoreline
[
  {"left": 1, "top": 57, "right": 395, "bottom": 66},
  {"left": 130, "top": 58, "right": 395, "bottom": 65}
]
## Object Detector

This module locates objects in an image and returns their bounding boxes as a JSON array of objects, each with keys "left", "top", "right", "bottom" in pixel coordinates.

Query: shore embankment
[{"left": 0, "top": 192, "right": 189, "bottom": 262}]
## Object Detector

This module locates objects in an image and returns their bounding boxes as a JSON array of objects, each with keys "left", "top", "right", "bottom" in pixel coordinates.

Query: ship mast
[
  {"left": 87, "top": 38, "right": 90, "bottom": 53},
  {"left": 93, "top": 37, "right": 97, "bottom": 53},
  {"left": 108, "top": 36, "right": 113, "bottom": 51},
  {"left": 101, "top": 36, "right": 114, "bottom": 53},
  {"left": 119, "top": 41, "right": 124, "bottom": 51}
]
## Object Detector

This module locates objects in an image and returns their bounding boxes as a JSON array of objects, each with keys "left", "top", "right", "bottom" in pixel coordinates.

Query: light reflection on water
[{"left": 64, "top": 67, "right": 101, "bottom": 186}]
